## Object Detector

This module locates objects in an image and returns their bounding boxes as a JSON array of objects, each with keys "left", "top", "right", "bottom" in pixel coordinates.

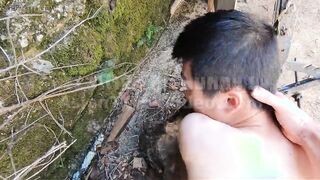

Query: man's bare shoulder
[
  {"left": 179, "top": 112, "right": 243, "bottom": 153},
  {"left": 179, "top": 112, "right": 233, "bottom": 133},
  {"left": 179, "top": 113, "right": 251, "bottom": 178}
]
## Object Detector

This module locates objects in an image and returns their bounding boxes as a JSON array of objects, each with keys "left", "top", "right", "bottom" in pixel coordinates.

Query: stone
[
  {"left": 132, "top": 157, "right": 147, "bottom": 170},
  {"left": 56, "top": 5, "right": 64, "bottom": 13},
  {"left": 36, "top": 34, "right": 44, "bottom": 42},
  {"left": 31, "top": 59, "right": 54, "bottom": 74},
  {"left": 19, "top": 36, "right": 29, "bottom": 48},
  {"left": 0, "top": 35, "right": 6, "bottom": 41},
  {"left": 86, "top": 121, "right": 101, "bottom": 133}
]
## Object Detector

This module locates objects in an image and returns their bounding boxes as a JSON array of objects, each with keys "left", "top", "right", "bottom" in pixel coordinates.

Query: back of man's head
[{"left": 172, "top": 10, "right": 280, "bottom": 108}]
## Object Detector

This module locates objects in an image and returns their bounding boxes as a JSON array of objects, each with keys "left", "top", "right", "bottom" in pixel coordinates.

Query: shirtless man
[{"left": 172, "top": 10, "right": 320, "bottom": 179}]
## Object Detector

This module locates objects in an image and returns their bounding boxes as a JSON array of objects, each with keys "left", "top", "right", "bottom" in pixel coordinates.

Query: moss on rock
[{"left": 0, "top": 124, "right": 56, "bottom": 176}]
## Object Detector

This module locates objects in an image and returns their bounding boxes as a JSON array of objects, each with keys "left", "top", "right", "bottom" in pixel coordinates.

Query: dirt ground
[
  {"left": 284, "top": 0, "right": 320, "bottom": 120},
  {"left": 240, "top": 0, "right": 320, "bottom": 121},
  {"left": 85, "top": 0, "right": 320, "bottom": 179}
]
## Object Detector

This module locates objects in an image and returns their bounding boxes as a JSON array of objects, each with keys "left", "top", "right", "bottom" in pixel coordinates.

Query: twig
[
  {"left": 0, "top": 63, "right": 90, "bottom": 82},
  {"left": 0, "top": 67, "right": 135, "bottom": 117},
  {"left": 21, "top": 49, "right": 41, "bottom": 75},
  {"left": 57, "top": 111, "right": 66, "bottom": 138},
  {"left": 38, "top": 123, "right": 60, "bottom": 145},
  {"left": 0, "top": 45, "right": 11, "bottom": 65},
  {"left": 26, "top": 140, "right": 76, "bottom": 180},
  {"left": 14, "top": 78, "right": 20, "bottom": 104},
  {"left": 0, "top": 106, "right": 26, "bottom": 130},
  {"left": 24, "top": 103, "right": 36, "bottom": 125},
  {"left": 0, "top": 151, "right": 6, "bottom": 161},
  {"left": 6, "top": 18, "right": 23, "bottom": 104},
  {"left": 0, "top": 174, "right": 5, "bottom": 180},
  {"left": 5, "top": 140, "right": 76, "bottom": 180},
  {"left": 0, "top": 14, "right": 43, "bottom": 21},
  {"left": 39, "top": 101, "right": 73, "bottom": 137},
  {"left": 6, "top": 19, "right": 16, "bottom": 67},
  {"left": 8, "top": 128, "right": 17, "bottom": 178},
  {"left": 0, "top": 114, "right": 48, "bottom": 144}
]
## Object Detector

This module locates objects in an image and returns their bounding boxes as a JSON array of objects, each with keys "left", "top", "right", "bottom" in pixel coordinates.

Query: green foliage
[
  {"left": 97, "top": 68, "right": 114, "bottom": 83},
  {"left": 97, "top": 59, "right": 116, "bottom": 83},
  {"left": 47, "top": 27, "right": 104, "bottom": 77},
  {"left": 88, "top": 0, "right": 170, "bottom": 63},
  {"left": 137, "top": 24, "right": 163, "bottom": 47}
]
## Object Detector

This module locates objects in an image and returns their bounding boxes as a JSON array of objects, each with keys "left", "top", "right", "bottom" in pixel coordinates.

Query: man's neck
[{"left": 231, "top": 109, "right": 282, "bottom": 138}]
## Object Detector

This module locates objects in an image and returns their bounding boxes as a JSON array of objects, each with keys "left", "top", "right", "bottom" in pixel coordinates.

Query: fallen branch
[
  {"left": 5, "top": 140, "right": 76, "bottom": 180},
  {"left": 0, "top": 63, "right": 91, "bottom": 82},
  {"left": 0, "top": 67, "right": 135, "bottom": 127},
  {"left": 39, "top": 101, "right": 73, "bottom": 137},
  {"left": 0, "top": 14, "right": 43, "bottom": 21}
]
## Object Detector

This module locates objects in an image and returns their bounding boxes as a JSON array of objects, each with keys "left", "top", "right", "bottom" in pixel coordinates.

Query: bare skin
[
  {"left": 179, "top": 62, "right": 318, "bottom": 179},
  {"left": 251, "top": 87, "right": 320, "bottom": 178}
]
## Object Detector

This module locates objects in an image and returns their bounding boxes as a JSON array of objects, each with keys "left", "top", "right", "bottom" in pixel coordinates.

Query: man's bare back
[
  {"left": 179, "top": 113, "right": 313, "bottom": 179},
  {"left": 172, "top": 10, "right": 319, "bottom": 179}
]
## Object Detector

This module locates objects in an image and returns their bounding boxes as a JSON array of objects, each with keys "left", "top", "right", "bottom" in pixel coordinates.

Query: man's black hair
[{"left": 172, "top": 10, "right": 281, "bottom": 108}]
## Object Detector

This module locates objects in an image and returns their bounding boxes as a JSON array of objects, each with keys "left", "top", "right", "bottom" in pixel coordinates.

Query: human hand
[{"left": 251, "top": 86, "right": 314, "bottom": 146}]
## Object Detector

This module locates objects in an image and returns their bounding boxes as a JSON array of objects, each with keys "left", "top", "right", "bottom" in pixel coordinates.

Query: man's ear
[{"left": 224, "top": 90, "right": 242, "bottom": 112}]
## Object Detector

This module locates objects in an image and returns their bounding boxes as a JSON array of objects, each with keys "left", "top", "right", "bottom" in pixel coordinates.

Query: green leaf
[{"left": 97, "top": 69, "right": 114, "bottom": 83}]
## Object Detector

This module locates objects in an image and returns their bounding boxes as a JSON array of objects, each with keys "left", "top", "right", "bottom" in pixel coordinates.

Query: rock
[
  {"left": 179, "top": 86, "right": 187, "bottom": 92},
  {"left": 133, "top": 80, "right": 145, "bottom": 91},
  {"left": 132, "top": 157, "right": 147, "bottom": 170},
  {"left": 99, "top": 145, "right": 113, "bottom": 155},
  {"left": 36, "top": 34, "right": 44, "bottom": 42},
  {"left": 110, "top": 0, "right": 117, "bottom": 11},
  {"left": 56, "top": 5, "right": 64, "bottom": 13},
  {"left": 31, "top": 59, "right": 54, "bottom": 74},
  {"left": 120, "top": 90, "right": 131, "bottom": 104},
  {"left": 149, "top": 100, "right": 161, "bottom": 108},
  {"left": 86, "top": 121, "right": 101, "bottom": 133},
  {"left": 0, "top": 35, "right": 6, "bottom": 41},
  {"left": 19, "top": 36, "right": 29, "bottom": 48},
  {"left": 168, "top": 83, "right": 179, "bottom": 90}
]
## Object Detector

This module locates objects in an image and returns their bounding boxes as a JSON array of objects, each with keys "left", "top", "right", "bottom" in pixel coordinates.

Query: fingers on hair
[{"left": 251, "top": 86, "right": 282, "bottom": 109}]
